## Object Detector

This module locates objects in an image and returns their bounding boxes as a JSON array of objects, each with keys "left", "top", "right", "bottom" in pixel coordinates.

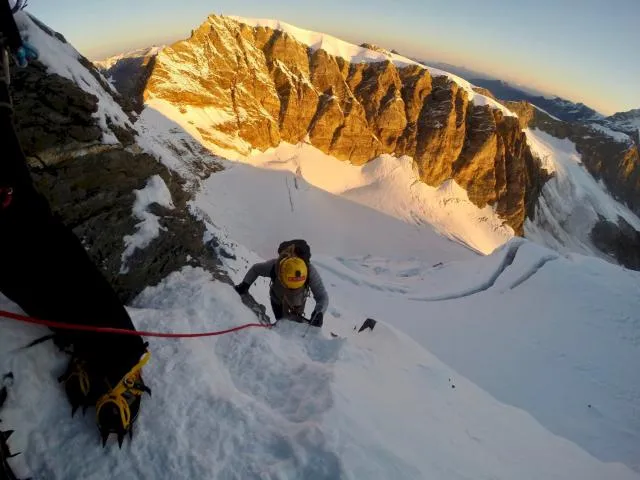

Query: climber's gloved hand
[
  {"left": 13, "top": 41, "right": 39, "bottom": 68},
  {"left": 234, "top": 282, "right": 250, "bottom": 295},
  {"left": 309, "top": 311, "right": 323, "bottom": 328}
]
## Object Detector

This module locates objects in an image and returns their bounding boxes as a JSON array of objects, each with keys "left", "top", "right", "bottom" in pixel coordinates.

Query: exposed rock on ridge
[
  {"left": 507, "top": 101, "right": 640, "bottom": 217},
  {"left": 8, "top": 18, "right": 232, "bottom": 303},
  {"left": 143, "top": 15, "right": 548, "bottom": 234}
]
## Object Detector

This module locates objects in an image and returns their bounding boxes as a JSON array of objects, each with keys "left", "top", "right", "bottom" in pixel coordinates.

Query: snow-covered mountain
[
  {"left": 98, "top": 14, "right": 640, "bottom": 269},
  {"left": 2, "top": 10, "right": 640, "bottom": 480},
  {"left": 102, "top": 14, "right": 543, "bottom": 241},
  {"left": 599, "top": 108, "right": 640, "bottom": 145}
]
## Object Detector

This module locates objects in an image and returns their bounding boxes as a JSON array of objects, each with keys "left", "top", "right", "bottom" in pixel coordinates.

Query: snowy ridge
[
  {"left": 531, "top": 103, "right": 562, "bottom": 122},
  {"left": 1, "top": 84, "right": 639, "bottom": 480},
  {"left": 93, "top": 45, "right": 165, "bottom": 71},
  {"left": 226, "top": 15, "right": 515, "bottom": 116},
  {"left": 524, "top": 128, "right": 640, "bottom": 257},
  {"left": 15, "top": 12, "right": 133, "bottom": 144}
]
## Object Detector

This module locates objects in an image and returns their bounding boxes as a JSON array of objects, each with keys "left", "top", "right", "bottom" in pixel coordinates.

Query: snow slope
[
  {"left": 205, "top": 141, "right": 514, "bottom": 256},
  {"left": 2, "top": 240, "right": 639, "bottom": 478},
  {"left": 599, "top": 109, "right": 640, "bottom": 143},
  {"left": 524, "top": 128, "right": 640, "bottom": 258},
  {"left": 193, "top": 163, "right": 640, "bottom": 474}
]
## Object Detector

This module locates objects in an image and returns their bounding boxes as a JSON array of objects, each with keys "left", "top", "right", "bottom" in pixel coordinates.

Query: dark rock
[
  {"left": 30, "top": 148, "right": 228, "bottom": 303},
  {"left": 591, "top": 216, "right": 640, "bottom": 270},
  {"left": 358, "top": 318, "right": 377, "bottom": 333},
  {"left": 8, "top": 41, "right": 231, "bottom": 305},
  {"left": 99, "top": 54, "right": 159, "bottom": 113},
  {"left": 10, "top": 62, "right": 102, "bottom": 163}
]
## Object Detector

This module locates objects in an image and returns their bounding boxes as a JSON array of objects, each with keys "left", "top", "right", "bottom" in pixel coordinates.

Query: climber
[
  {"left": 0, "top": 1, "right": 149, "bottom": 448},
  {"left": 234, "top": 240, "right": 329, "bottom": 327}
]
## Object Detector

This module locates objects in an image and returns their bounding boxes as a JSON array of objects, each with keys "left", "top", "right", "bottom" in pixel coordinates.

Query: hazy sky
[{"left": 24, "top": 0, "right": 639, "bottom": 115}]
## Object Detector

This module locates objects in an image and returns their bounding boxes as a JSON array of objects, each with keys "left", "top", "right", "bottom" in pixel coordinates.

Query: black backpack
[{"left": 277, "top": 239, "right": 311, "bottom": 263}]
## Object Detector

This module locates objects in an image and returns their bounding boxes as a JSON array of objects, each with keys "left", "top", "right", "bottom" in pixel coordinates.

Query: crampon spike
[
  {"left": 117, "top": 432, "right": 125, "bottom": 449},
  {"left": 100, "top": 430, "right": 109, "bottom": 448}
]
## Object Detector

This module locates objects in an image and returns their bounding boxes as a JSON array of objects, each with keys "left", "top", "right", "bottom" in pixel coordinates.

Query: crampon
[
  {"left": 1, "top": 374, "right": 24, "bottom": 480},
  {"left": 58, "top": 356, "right": 94, "bottom": 417},
  {"left": 95, "top": 352, "right": 151, "bottom": 448},
  {"left": 1, "top": 425, "right": 21, "bottom": 480},
  {"left": 59, "top": 351, "right": 151, "bottom": 448}
]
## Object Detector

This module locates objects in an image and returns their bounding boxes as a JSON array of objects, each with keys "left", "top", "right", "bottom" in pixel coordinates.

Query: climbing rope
[{"left": 0, "top": 309, "right": 272, "bottom": 338}]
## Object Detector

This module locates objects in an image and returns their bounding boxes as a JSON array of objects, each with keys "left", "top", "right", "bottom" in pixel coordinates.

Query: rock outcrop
[
  {"left": 141, "top": 15, "right": 549, "bottom": 234},
  {"left": 7, "top": 20, "right": 231, "bottom": 303},
  {"left": 506, "top": 101, "right": 640, "bottom": 269},
  {"left": 591, "top": 216, "right": 640, "bottom": 270},
  {"left": 507, "top": 101, "right": 640, "bottom": 216}
]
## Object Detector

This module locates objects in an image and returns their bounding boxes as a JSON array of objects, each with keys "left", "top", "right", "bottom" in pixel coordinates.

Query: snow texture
[
  {"left": 120, "top": 175, "right": 174, "bottom": 273},
  {"left": 524, "top": 128, "right": 640, "bottom": 258},
  {"left": 197, "top": 176, "right": 640, "bottom": 477},
  {"left": 15, "top": 12, "right": 133, "bottom": 144},
  {"left": 3, "top": 236, "right": 639, "bottom": 478}
]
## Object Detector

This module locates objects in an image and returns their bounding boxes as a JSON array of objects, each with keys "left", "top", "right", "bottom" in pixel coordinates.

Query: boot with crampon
[
  {"left": 95, "top": 352, "right": 151, "bottom": 448},
  {"left": 59, "top": 346, "right": 151, "bottom": 448}
]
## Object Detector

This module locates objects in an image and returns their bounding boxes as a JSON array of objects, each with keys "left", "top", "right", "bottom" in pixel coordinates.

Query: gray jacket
[{"left": 242, "top": 259, "right": 329, "bottom": 314}]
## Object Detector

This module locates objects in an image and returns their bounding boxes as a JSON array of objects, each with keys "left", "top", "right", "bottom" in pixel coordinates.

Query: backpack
[{"left": 277, "top": 239, "right": 311, "bottom": 264}]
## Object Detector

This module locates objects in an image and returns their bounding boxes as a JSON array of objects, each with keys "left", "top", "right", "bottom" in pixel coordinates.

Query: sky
[{"left": 22, "top": 0, "right": 640, "bottom": 115}]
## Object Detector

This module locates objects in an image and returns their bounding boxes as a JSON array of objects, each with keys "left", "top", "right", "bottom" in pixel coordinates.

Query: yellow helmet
[{"left": 278, "top": 256, "right": 308, "bottom": 289}]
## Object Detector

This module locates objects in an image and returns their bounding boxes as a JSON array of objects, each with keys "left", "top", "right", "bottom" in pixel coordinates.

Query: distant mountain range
[
  {"left": 469, "top": 78, "right": 601, "bottom": 122},
  {"left": 416, "top": 61, "right": 640, "bottom": 138}
]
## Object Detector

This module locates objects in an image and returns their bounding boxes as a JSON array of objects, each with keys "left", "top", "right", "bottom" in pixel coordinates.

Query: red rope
[{"left": 0, "top": 309, "right": 271, "bottom": 338}]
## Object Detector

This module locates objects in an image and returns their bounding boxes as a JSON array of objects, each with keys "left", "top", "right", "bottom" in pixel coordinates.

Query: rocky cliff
[
  {"left": 507, "top": 101, "right": 640, "bottom": 269},
  {"left": 7, "top": 15, "right": 237, "bottom": 305},
  {"left": 140, "top": 15, "right": 548, "bottom": 235},
  {"left": 507, "top": 101, "right": 640, "bottom": 217}
]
